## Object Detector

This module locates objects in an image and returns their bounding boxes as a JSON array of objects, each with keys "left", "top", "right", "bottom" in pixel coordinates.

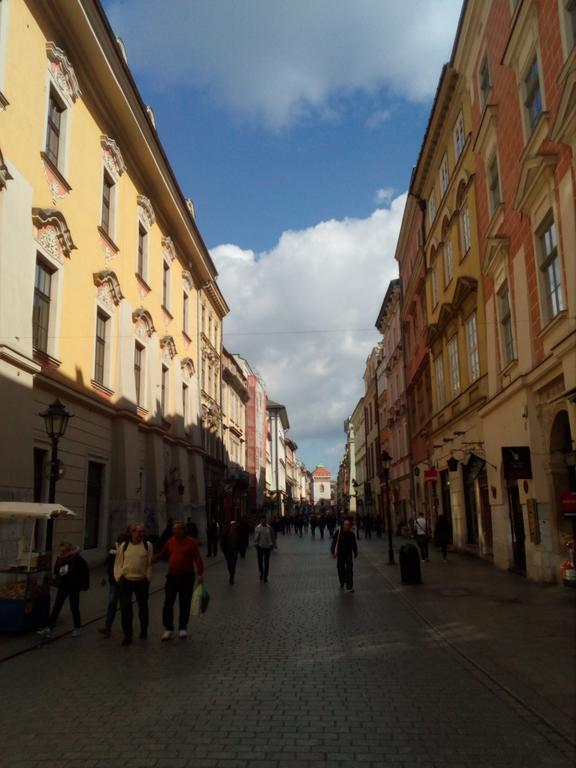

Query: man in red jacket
[{"left": 154, "top": 520, "right": 204, "bottom": 641}]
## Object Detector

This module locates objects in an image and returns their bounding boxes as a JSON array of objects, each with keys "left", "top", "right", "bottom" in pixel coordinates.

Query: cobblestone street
[{"left": 0, "top": 536, "right": 574, "bottom": 768}]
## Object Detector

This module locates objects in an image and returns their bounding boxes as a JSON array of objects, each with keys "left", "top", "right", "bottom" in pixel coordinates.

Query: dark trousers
[
  {"left": 162, "top": 573, "right": 195, "bottom": 631},
  {"left": 207, "top": 537, "right": 218, "bottom": 557},
  {"left": 257, "top": 547, "right": 271, "bottom": 579},
  {"left": 225, "top": 552, "right": 238, "bottom": 582},
  {"left": 105, "top": 582, "right": 119, "bottom": 629},
  {"left": 440, "top": 540, "right": 448, "bottom": 560},
  {"left": 119, "top": 578, "right": 149, "bottom": 640},
  {"left": 416, "top": 534, "right": 429, "bottom": 561},
  {"left": 49, "top": 586, "right": 81, "bottom": 629},
  {"left": 337, "top": 556, "right": 354, "bottom": 590}
]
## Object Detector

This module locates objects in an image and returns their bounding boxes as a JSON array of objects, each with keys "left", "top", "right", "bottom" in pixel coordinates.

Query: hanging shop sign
[
  {"left": 424, "top": 468, "right": 438, "bottom": 482},
  {"left": 502, "top": 446, "right": 532, "bottom": 480},
  {"left": 559, "top": 491, "right": 576, "bottom": 517}
]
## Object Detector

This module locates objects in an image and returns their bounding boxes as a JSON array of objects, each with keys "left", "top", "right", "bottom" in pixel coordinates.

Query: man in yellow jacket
[{"left": 114, "top": 523, "right": 153, "bottom": 646}]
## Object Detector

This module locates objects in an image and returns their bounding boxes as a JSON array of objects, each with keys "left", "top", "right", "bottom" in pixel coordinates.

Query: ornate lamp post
[
  {"left": 39, "top": 399, "right": 73, "bottom": 552},
  {"left": 380, "top": 450, "right": 395, "bottom": 565}
]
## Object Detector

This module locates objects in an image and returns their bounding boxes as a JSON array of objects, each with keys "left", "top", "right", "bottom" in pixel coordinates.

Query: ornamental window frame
[
  {"left": 453, "top": 111, "right": 466, "bottom": 160},
  {"left": 434, "top": 352, "right": 446, "bottom": 410},
  {"left": 522, "top": 54, "right": 544, "bottom": 134},
  {"left": 447, "top": 334, "right": 461, "bottom": 398},
  {"left": 497, "top": 279, "right": 516, "bottom": 368},
  {"left": 91, "top": 301, "right": 114, "bottom": 392},
  {"left": 487, "top": 153, "right": 502, "bottom": 216},
  {"left": 33, "top": 256, "right": 55, "bottom": 355},
  {"left": 439, "top": 154, "right": 450, "bottom": 198},
  {"left": 443, "top": 237, "right": 454, "bottom": 287},
  {"left": 460, "top": 205, "right": 472, "bottom": 255},
  {"left": 428, "top": 191, "right": 437, "bottom": 227},
  {"left": 136, "top": 195, "right": 155, "bottom": 283},
  {"left": 99, "top": 136, "right": 125, "bottom": 244},
  {"left": 558, "top": 0, "right": 576, "bottom": 57},
  {"left": 31, "top": 238, "right": 65, "bottom": 362},
  {"left": 536, "top": 212, "right": 565, "bottom": 324},
  {"left": 478, "top": 51, "right": 491, "bottom": 107},
  {"left": 162, "top": 257, "right": 171, "bottom": 311},
  {"left": 161, "top": 363, "right": 169, "bottom": 417},
  {"left": 134, "top": 340, "right": 145, "bottom": 409},
  {"left": 42, "top": 44, "right": 80, "bottom": 181},
  {"left": 465, "top": 312, "right": 480, "bottom": 383}
]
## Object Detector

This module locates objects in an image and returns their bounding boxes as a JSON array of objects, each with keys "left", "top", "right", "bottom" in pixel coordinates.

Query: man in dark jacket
[
  {"left": 220, "top": 520, "right": 240, "bottom": 584},
  {"left": 206, "top": 518, "right": 219, "bottom": 557},
  {"left": 37, "top": 541, "right": 89, "bottom": 638},
  {"left": 330, "top": 519, "right": 358, "bottom": 592}
]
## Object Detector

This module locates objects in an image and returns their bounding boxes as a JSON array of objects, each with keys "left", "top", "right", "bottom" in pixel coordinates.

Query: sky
[{"left": 104, "top": 0, "right": 462, "bottom": 475}]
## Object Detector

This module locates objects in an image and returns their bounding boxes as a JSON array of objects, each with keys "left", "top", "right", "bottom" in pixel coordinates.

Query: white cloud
[
  {"left": 366, "top": 109, "right": 391, "bottom": 130},
  {"left": 375, "top": 187, "right": 395, "bottom": 205},
  {"left": 107, "top": 0, "right": 462, "bottom": 129},
  {"left": 212, "top": 193, "right": 406, "bottom": 471}
]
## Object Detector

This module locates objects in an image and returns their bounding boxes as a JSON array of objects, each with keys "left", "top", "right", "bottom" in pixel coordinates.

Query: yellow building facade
[
  {"left": 412, "top": 67, "right": 493, "bottom": 557},
  {"left": 0, "top": 0, "right": 228, "bottom": 561}
]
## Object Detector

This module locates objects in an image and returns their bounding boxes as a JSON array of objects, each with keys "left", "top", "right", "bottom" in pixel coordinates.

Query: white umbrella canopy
[{"left": 0, "top": 502, "right": 77, "bottom": 520}]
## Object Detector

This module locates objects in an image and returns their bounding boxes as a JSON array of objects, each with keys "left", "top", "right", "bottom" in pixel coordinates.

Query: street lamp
[
  {"left": 380, "top": 450, "right": 395, "bottom": 565},
  {"left": 39, "top": 399, "right": 73, "bottom": 552}
]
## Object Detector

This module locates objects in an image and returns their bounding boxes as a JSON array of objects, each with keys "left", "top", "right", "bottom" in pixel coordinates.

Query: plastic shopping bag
[
  {"left": 200, "top": 587, "right": 210, "bottom": 614},
  {"left": 191, "top": 584, "right": 203, "bottom": 617}
]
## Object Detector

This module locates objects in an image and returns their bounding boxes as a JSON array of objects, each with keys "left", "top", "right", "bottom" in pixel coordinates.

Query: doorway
[
  {"left": 84, "top": 461, "right": 105, "bottom": 550},
  {"left": 507, "top": 480, "right": 526, "bottom": 573},
  {"left": 440, "top": 469, "right": 453, "bottom": 543}
]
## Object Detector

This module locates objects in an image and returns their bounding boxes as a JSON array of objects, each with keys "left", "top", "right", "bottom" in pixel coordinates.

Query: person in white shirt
[
  {"left": 253, "top": 516, "right": 275, "bottom": 582},
  {"left": 414, "top": 514, "right": 429, "bottom": 561}
]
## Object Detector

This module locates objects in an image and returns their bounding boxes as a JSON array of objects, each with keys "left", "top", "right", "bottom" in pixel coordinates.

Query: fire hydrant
[{"left": 561, "top": 539, "right": 576, "bottom": 587}]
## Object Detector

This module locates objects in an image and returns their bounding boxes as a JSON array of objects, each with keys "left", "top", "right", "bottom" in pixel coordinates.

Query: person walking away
[
  {"left": 319, "top": 514, "right": 326, "bottom": 540},
  {"left": 37, "top": 541, "right": 89, "bottom": 638},
  {"left": 237, "top": 517, "right": 250, "bottom": 559},
  {"left": 374, "top": 515, "right": 383, "bottom": 538},
  {"left": 364, "top": 513, "right": 373, "bottom": 540},
  {"left": 414, "top": 513, "right": 429, "bottom": 561},
  {"left": 435, "top": 513, "right": 450, "bottom": 562},
  {"left": 310, "top": 516, "right": 317, "bottom": 539},
  {"left": 254, "top": 516, "right": 275, "bottom": 582},
  {"left": 98, "top": 532, "right": 128, "bottom": 637},
  {"left": 185, "top": 517, "right": 199, "bottom": 538},
  {"left": 330, "top": 519, "right": 358, "bottom": 592},
  {"left": 206, "top": 518, "right": 219, "bottom": 557},
  {"left": 220, "top": 520, "right": 240, "bottom": 584},
  {"left": 154, "top": 520, "right": 204, "bottom": 640},
  {"left": 114, "top": 523, "right": 153, "bottom": 646}
]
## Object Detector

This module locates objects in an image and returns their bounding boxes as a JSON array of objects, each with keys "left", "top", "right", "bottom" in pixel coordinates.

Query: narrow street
[{"left": 0, "top": 536, "right": 574, "bottom": 768}]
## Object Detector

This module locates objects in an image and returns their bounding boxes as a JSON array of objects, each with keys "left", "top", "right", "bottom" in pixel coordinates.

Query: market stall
[{"left": 0, "top": 503, "right": 76, "bottom": 633}]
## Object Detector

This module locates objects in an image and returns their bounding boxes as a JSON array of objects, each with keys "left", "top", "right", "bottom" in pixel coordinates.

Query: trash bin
[{"left": 399, "top": 543, "right": 422, "bottom": 585}]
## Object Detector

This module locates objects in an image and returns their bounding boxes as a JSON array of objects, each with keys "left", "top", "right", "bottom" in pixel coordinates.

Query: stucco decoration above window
[
  {"left": 137, "top": 195, "right": 156, "bottom": 228},
  {"left": 161, "top": 236, "right": 177, "bottom": 263},
  {"left": 32, "top": 208, "right": 76, "bottom": 263},
  {"left": 160, "top": 335, "right": 177, "bottom": 362},
  {"left": 0, "top": 148, "right": 12, "bottom": 190},
  {"left": 182, "top": 270, "right": 194, "bottom": 290},
  {"left": 46, "top": 43, "right": 81, "bottom": 104},
  {"left": 202, "top": 401, "right": 222, "bottom": 429},
  {"left": 100, "top": 135, "right": 126, "bottom": 179},
  {"left": 181, "top": 358, "right": 195, "bottom": 379},
  {"left": 132, "top": 307, "right": 155, "bottom": 339},
  {"left": 93, "top": 269, "right": 124, "bottom": 309}
]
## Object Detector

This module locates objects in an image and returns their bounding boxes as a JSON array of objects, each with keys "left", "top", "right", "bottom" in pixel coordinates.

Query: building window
[
  {"left": 564, "top": 0, "right": 576, "bottom": 48},
  {"left": 431, "top": 265, "right": 439, "bottom": 308},
  {"left": 33, "top": 260, "right": 53, "bottom": 352},
  {"left": 137, "top": 224, "right": 148, "bottom": 278},
  {"left": 101, "top": 171, "right": 114, "bottom": 235},
  {"left": 488, "top": 156, "right": 501, "bottom": 214},
  {"left": 447, "top": 335, "right": 460, "bottom": 397},
  {"left": 428, "top": 192, "right": 437, "bottom": 226},
  {"left": 162, "top": 260, "right": 170, "bottom": 309},
  {"left": 161, "top": 364, "right": 168, "bottom": 416},
  {"left": 94, "top": 310, "right": 108, "bottom": 385},
  {"left": 460, "top": 207, "right": 472, "bottom": 254},
  {"left": 134, "top": 342, "right": 144, "bottom": 407},
  {"left": 479, "top": 53, "right": 491, "bottom": 106},
  {"left": 524, "top": 56, "right": 543, "bottom": 131},
  {"left": 183, "top": 291, "right": 189, "bottom": 335},
  {"left": 439, "top": 154, "right": 449, "bottom": 197},
  {"left": 538, "top": 216, "right": 564, "bottom": 321},
  {"left": 443, "top": 239, "right": 454, "bottom": 286},
  {"left": 454, "top": 112, "right": 465, "bottom": 159},
  {"left": 466, "top": 313, "right": 480, "bottom": 383},
  {"left": 498, "top": 282, "right": 515, "bottom": 367},
  {"left": 434, "top": 353, "right": 446, "bottom": 409},
  {"left": 45, "top": 88, "right": 64, "bottom": 167}
]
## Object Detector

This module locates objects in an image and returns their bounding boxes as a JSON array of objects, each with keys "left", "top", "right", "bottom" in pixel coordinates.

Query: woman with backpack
[{"left": 37, "top": 541, "right": 90, "bottom": 638}]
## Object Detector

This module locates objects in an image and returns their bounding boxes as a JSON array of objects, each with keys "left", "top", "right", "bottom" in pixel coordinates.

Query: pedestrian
[
  {"left": 154, "top": 520, "right": 204, "bottom": 640},
  {"left": 310, "top": 515, "right": 317, "bottom": 538},
  {"left": 37, "top": 541, "right": 89, "bottom": 638},
  {"left": 435, "top": 513, "right": 451, "bottom": 562},
  {"left": 319, "top": 514, "right": 326, "bottom": 540},
  {"left": 98, "top": 532, "right": 128, "bottom": 637},
  {"left": 206, "top": 517, "right": 219, "bottom": 557},
  {"left": 364, "top": 513, "right": 373, "bottom": 540},
  {"left": 220, "top": 520, "right": 240, "bottom": 584},
  {"left": 254, "top": 516, "right": 275, "bottom": 582},
  {"left": 330, "top": 519, "right": 358, "bottom": 592},
  {"left": 237, "top": 517, "right": 250, "bottom": 559},
  {"left": 114, "top": 523, "right": 153, "bottom": 646},
  {"left": 157, "top": 517, "right": 174, "bottom": 551},
  {"left": 414, "top": 512, "right": 429, "bottom": 561},
  {"left": 185, "top": 517, "right": 199, "bottom": 538},
  {"left": 374, "top": 515, "right": 383, "bottom": 538}
]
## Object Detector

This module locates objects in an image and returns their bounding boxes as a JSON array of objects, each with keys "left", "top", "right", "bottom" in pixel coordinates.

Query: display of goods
[{"left": 0, "top": 581, "right": 27, "bottom": 600}]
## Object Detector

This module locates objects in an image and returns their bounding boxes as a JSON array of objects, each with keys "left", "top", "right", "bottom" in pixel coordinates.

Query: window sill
[
  {"left": 182, "top": 330, "right": 192, "bottom": 343},
  {"left": 97, "top": 226, "right": 119, "bottom": 254},
  {"left": 136, "top": 406, "right": 149, "bottom": 418},
  {"left": 33, "top": 349, "right": 61, "bottom": 369},
  {"left": 500, "top": 358, "right": 518, "bottom": 378},
  {"left": 135, "top": 273, "right": 152, "bottom": 292},
  {"left": 162, "top": 305, "right": 174, "bottom": 320},
  {"left": 538, "top": 309, "right": 568, "bottom": 341},
  {"left": 40, "top": 152, "right": 72, "bottom": 191},
  {"left": 91, "top": 379, "right": 114, "bottom": 398}
]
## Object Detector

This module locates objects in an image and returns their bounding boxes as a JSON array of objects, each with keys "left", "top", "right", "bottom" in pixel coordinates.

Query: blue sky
[{"left": 104, "top": 0, "right": 462, "bottom": 474}]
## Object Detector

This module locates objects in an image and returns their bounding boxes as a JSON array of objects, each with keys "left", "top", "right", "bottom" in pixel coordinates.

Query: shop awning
[{"left": 0, "top": 503, "right": 77, "bottom": 520}]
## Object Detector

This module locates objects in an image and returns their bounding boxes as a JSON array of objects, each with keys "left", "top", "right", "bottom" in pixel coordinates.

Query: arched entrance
[{"left": 549, "top": 410, "right": 575, "bottom": 556}]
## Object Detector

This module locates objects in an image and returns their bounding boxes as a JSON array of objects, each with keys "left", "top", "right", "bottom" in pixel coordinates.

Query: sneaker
[
  {"left": 98, "top": 627, "right": 111, "bottom": 637},
  {"left": 347, "top": 588, "right": 355, "bottom": 593},
  {"left": 178, "top": 629, "right": 188, "bottom": 639},
  {"left": 36, "top": 627, "right": 52, "bottom": 638},
  {"left": 71, "top": 629, "right": 81, "bottom": 638},
  {"left": 161, "top": 630, "right": 173, "bottom": 641}
]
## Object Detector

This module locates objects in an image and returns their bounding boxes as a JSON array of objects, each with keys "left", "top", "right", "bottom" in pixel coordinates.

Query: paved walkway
[{"left": 0, "top": 535, "right": 574, "bottom": 768}]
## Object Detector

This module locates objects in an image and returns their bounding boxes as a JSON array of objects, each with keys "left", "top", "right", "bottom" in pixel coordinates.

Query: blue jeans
[{"left": 105, "top": 582, "right": 119, "bottom": 630}]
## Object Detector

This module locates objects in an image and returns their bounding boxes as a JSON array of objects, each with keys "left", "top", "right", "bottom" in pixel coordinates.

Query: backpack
[{"left": 123, "top": 539, "right": 151, "bottom": 554}]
